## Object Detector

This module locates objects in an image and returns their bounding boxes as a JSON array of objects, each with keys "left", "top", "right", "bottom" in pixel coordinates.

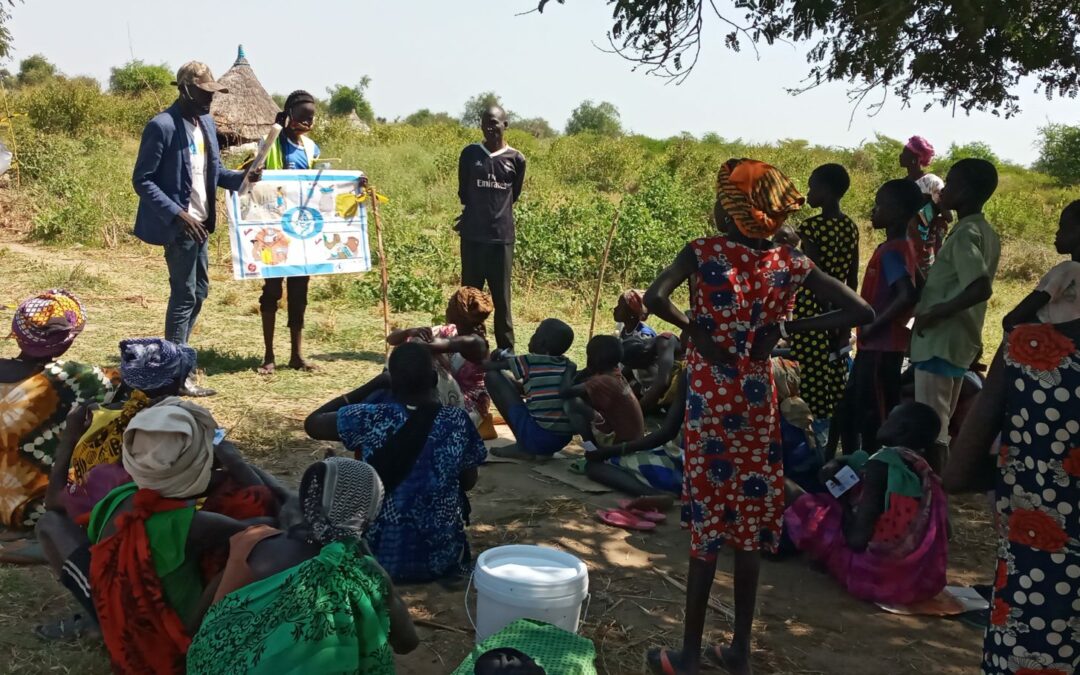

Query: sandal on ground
[
  {"left": 596, "top": 509, "right": 656, "bottom": 532},
  {"left": 617, "top": 499, "right": 667, "bottom": 523},
  {"left": 0, "top": 539, "right": 46, "bottom": 565},
  {"left": 33, "top": 614, "right": 100, "bottom": 642},
  {"left": 645, "top": 647, "right": 688, "bottom": 675}
]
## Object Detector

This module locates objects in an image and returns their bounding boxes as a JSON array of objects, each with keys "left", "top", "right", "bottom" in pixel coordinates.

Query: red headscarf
[{"left": 905, "top": 136, "right": 935, "bottom": 167}]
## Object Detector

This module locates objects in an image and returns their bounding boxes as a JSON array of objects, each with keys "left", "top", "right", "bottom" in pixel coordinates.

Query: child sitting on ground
[
  {"left": 613, "top": 289, "right": 656, "bottom": 339},
  {"left": 484, "top": 319, "right": 575, "bottom": 458},
  {"left": 621, "top": 332, "right": 684, "bottom": 414},
  {"left": 560, "top": 335, "right": 645, "bottom": 446},
  {"left": 587, "top": 376, "right": 685, "bottom": 498},
  {"left": 784, "top": 401, "right": 949, "bottom": 605}
]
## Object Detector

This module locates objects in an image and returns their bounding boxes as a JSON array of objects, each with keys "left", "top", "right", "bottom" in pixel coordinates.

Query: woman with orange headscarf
[{"left": 643, "top": 160, "right": 873, "bottom": 675}]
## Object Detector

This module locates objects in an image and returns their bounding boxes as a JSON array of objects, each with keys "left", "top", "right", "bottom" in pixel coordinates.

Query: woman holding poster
[{"left": 257, "top": 91, "right": 321, "bottom": 374}]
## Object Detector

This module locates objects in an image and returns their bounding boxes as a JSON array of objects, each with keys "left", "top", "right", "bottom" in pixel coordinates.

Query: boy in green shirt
[{"left": 910, "top": 158, "right": 1000, "bottom": 472}]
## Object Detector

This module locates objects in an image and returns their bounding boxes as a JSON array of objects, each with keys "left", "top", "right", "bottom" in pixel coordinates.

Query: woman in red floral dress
[
  {"left": 644, "top": 159, "right": 873, "bottom": 675},
  {"left": 946, "top": 315, "right": 1080, "bottom": 675}
]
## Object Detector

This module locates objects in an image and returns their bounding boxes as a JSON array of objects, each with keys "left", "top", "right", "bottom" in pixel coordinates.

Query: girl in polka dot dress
[
  {"left": 947, "top": 319, "right": 1080, "bottom": 675},
  {"left": 643, "top": 159, "right": 873, "bottom": 675}
]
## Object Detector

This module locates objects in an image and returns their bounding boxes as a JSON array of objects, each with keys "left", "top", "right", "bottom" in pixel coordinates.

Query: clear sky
[{"left": 7, "top": 0, "right": 1078, "bottom": 165}]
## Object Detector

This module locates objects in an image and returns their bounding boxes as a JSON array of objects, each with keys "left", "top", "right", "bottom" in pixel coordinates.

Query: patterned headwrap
[
  {"left": 300, "top": 457, "right": 384, "bottom": 545},
  {"left": 10, "top": 289, "right": 86, "bottom": 359},
  {"left": 119, "top": 338, "right": 196, "bottom": 392},
  {"left": 716, "top": 159, "right": 804, "bottom": 239},
  {"left": 446, "top": 286, "right": 494, "bottom": 333},
  {"left": 620, "top": 289, "right": 648, "bottom": 320},
  {"left": 905, "top": 136, "right": 935, "bottom": 167}
]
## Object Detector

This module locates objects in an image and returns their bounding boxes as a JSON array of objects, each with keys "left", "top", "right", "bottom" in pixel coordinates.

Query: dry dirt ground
[{"left": 0, "top": 236, "right": 996, "bottom": 674}]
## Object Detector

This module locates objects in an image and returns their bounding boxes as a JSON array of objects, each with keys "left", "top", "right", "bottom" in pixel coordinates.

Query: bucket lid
[{"left": 475, "top": 545, "right": 588, "bottom": 599}]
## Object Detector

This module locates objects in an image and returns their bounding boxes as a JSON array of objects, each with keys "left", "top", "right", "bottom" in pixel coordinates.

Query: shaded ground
[{"left": 0, "top": 237, "right": 1000, "bottom": 674}]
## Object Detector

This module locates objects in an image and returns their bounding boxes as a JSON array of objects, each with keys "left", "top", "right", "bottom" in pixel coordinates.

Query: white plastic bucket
[{"left": 467, "top": 544, "right": 590, "bottom": 643}]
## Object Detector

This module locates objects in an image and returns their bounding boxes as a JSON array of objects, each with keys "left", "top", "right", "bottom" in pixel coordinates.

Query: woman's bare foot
[
  {"left": 257, "top": 361, "right": 276, "bottom": 376},
  {"left": 288, "top": 356, "right": 316, "bottom": 372}
]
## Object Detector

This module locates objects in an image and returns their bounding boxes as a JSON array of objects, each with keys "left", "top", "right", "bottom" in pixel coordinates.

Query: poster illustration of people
[{"left": 226, "top": 169, "right": 371, "bottom": 280}]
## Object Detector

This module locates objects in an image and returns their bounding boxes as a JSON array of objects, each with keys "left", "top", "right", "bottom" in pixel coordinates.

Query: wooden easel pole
[
  {"left": 0, "top": 82, "right": 21, "bottom": 187},
  {"left": 367, "top": 186, "right": 391, "bottom": 357},
  {"left": 588, "top": 206, "right": 622, "bottom": 340}
]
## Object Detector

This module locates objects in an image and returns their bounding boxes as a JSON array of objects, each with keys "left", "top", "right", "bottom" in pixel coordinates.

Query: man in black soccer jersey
[{"left": 456, "top": 106, "right": 526, "bottom": 354}]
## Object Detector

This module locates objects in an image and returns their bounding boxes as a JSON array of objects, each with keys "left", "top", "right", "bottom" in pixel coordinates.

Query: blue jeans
[{"left": 163, "top": 235, "right": 209, "bottom": 345}]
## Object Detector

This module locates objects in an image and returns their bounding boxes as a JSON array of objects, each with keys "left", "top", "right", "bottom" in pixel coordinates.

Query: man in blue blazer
[{"left": 132, "top": 61, "right": 262, "bottom": 396}]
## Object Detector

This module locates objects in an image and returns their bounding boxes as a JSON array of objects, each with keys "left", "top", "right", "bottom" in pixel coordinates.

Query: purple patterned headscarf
[{"left": 10, "top": 289, "right": 86, "bottom": 359}]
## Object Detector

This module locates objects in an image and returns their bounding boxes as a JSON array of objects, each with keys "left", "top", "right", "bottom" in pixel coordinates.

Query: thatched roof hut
[{"left": 211, "top": 45, "right": 279, "bottom": 146}]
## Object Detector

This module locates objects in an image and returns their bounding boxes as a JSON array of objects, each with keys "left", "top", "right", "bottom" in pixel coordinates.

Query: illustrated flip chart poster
[{"left": 226, "top": 169, "right": 371, "bottom": 280}]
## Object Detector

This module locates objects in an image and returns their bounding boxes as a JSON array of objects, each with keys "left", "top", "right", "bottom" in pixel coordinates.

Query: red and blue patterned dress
[
  {"left": 684, "top": 236, "right": 813, "bottom": 554},
  {"left": 983, "top": 323, "right": 1080, "bottom": 675}
]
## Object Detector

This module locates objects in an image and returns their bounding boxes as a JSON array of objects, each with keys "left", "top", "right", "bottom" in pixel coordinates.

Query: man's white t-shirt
[{"left": 183, "top": 119, "right": 209, "bottom": 223}]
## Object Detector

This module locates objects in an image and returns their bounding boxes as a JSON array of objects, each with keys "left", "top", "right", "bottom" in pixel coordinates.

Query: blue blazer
[{"left": 131, "top": 102, "right": 245, "bottom": 245}]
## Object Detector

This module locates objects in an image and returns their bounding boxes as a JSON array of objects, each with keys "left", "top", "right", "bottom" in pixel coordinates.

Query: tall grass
[{"left": 2, "top": 80, "right": 1069, "bottom": 295}]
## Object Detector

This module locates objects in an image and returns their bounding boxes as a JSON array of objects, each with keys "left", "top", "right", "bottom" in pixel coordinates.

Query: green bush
[
  {"left": 25, "top": 79, "right": 107, "bottom": 135},
  {"left": 109, "top": 60, "right": 173, "bottom": 96},
  {"left": 1035, "top": 123, "right": 1080, "bottom": 185},
  {"left": 387, "top": 272, "right": 443, "bottom": 313},
  {"left": 5, "top": 87, "right": 1068, "bottom": 286}
]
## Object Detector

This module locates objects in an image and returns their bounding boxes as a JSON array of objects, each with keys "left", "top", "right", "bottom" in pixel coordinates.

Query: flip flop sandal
[
  {"left": 33, "top": 614, "right": 100, "bottom": 642},
  {"left": 596, "top": 509, "right": 656, "bottom": 532},
  {"left": 645, "top": 647, "right": 687, "bottom": 674},
  {"left": 617, "top": 499, "right": 667, "bottom": 523},
  {"left": 0, "top": 539, "right": 47, "bottom": 565},
  {"left": 704, "top": 644, "right": 746, "bottom": 672}
]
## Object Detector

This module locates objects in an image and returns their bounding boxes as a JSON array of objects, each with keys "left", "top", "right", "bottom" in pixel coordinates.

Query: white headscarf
[{"left": 122, "top": 397, "right": 216, "bottom": 499}]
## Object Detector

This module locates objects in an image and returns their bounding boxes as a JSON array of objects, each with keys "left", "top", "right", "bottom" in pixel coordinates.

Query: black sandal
[
  {"left": 703, "top": 644, "right": 749, "bottom": 673},
  {"left": 33, "top": 614, "right": 100, "bottom": 642},
  {"left": 645, "top": 647, "right": 688, "bottom": 674}
]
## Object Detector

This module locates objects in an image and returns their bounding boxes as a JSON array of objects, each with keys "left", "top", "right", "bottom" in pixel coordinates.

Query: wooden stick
[
  {"left": 0, "top": 81, "right": 21, "bottom": 187},
  {"left": 367, "top": 186, "right": 391, "bottom": 357},
  {"left": 412, "top": 617, "right": 472, "bottom": 634},
  {"left": 588, "top": 206, "right": 622, "bottom": 340}
]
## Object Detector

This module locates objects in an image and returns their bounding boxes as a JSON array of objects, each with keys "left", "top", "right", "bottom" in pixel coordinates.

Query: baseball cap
[{"left": 172, "top": 61, "right": 229, "bottom": 93}]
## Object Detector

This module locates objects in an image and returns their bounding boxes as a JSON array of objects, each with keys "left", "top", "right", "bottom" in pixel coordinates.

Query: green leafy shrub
[
  {"left": 387, "top": 272, "right": 443, "bottom": 313},
  {"left": 25, "top": 79, "right": 107, "bottom": 135},
  {"left": 109, "top": 60, "right": 173, "bottom": 96},
  {"left": 1035, "top": 123, "right": 1080, "bottom": 185}
]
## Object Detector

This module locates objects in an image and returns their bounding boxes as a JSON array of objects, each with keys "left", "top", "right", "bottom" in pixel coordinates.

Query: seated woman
[
  {"left": 784, "top": 402, "right": 949, "bottom": 605},
  {"left": 613, "top": 289, "right": 656, "bottom": 339},
  {"left": 187, "top": 457, "right": 418, "bottom": 674},
  {"left": 305, "top": 343, "right": 487, "bottom": 583},
  {"left": 620, "top": 332, "right": 684, "bottom": 414},
  {"left": 62, "top": 338, "right": 197, "bottom": 519},
  {"left": 0, "top": 290, "right": 118, "bottom": 537},
  {"left": 388, "top": 287, "right": 494, "bottom": 434},
  {"left": 35, "top": 398, "right": 265, "bottom": 671}
]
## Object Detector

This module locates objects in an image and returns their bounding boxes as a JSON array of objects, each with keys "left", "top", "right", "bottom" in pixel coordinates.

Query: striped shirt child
[{"left": 508, "top": 354, "right": 573, "bottom": 434}]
